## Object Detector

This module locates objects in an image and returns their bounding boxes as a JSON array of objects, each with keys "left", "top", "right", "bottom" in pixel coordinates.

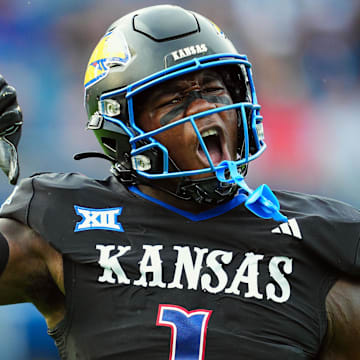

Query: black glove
[{"left": 0, "top": 74, "right": 22, "bottom": 185}]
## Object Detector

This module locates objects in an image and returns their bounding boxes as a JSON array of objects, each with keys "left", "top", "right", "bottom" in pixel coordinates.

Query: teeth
[{"left": 201, "top": 129, "right": 218, "bottom": 138}]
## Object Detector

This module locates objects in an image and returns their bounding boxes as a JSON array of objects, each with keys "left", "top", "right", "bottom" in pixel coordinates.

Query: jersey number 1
[{"left": 156, "top": 304, "right": 212, "bottom": 360}]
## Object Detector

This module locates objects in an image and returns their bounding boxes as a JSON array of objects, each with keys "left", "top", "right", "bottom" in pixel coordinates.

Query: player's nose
[{"left": 185, "top": 97, "right": 217, "bottom": 117}]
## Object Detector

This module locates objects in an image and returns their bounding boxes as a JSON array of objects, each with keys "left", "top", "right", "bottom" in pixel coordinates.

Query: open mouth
[{"left": 197, "top": 128, "right": 224, "bottom": 166}]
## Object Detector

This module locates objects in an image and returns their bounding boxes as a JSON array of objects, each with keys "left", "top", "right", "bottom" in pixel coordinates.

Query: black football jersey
[{"left": 1, "top": 172, "right": 360, "bottom": 360}]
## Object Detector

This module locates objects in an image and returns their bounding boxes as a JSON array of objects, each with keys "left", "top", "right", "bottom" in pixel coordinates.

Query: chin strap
[
  {"left": 73, "top": 152, "right": 115, "bottom": 161},
  {"left": 176, "top": 176, "right": 238, "bottom": 205},
  {"left": 216, "top": 160, "right": 288, "bottom": 222}
]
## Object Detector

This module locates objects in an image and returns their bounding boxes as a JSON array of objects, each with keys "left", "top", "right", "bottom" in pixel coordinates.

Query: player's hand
[{"left": 0, "top": 74, "right": 23, "bottom": 185}]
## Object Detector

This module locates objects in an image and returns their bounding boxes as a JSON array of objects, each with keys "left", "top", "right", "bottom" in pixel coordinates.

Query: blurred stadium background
[{"left": 0, "top": 0, "right": 359, "bottom": 358}]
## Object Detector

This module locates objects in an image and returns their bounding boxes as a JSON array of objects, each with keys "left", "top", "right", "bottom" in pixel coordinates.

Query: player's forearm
[
  {"left": 0, "top": 219, "right": 34, "bottom": 305},
  {"left": 0, "top": 232, "right": 9, "bottom": 277}
]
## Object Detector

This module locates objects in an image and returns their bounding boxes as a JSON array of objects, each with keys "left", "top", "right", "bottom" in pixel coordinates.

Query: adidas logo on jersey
[
  {"left": 74, "top": 206, "right": 124, "bottom": 232},
  {"left": 271, "top": 218, "right": 302, "bottom": 239}
]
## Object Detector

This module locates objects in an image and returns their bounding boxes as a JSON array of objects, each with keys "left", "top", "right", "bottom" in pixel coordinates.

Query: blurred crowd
[{"left": 0, "top": 0, "right": 359, "bottom": 358}]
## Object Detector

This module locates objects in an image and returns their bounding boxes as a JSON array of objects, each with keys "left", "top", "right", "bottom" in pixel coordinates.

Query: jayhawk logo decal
[
  {"left": 84, "top": 28, "right": 131, "bottom": 89},
  {"left": 209, "top": 21, "right": 226, "bottom": 39}
]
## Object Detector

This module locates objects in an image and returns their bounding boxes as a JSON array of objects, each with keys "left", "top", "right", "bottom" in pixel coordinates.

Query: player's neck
[{"left": 137, "top": 183, "right": 215, "bottom": 213}]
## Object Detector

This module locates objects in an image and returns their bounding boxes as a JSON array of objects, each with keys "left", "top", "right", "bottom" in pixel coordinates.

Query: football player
[{"left": 0, "top": 5, "right": 359, "bottom": 360}]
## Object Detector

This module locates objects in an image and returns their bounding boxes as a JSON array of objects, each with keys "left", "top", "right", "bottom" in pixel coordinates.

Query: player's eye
[
  {"left": 157, "top": 95, "right": 184, "bottom": 108},
  {"left": 168, "top": 96, "right": 184, "bottom": 105},
  {"left": 203, "top": 86, "right": 224, "bottom": 93}
]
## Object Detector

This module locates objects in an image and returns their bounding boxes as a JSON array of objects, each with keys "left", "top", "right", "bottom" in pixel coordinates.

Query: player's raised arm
[
  {"left": 0, "top": 76, "right": 32, "bottom": 303},
  {"left": 0, "top": 74, "right": 22, "bottom": 185},
  {"left": 0, "top": 76, "right": 64, "bottom": 328},
  {"left": 0, "top": 76, "right": 30, "bottom": 302}
]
